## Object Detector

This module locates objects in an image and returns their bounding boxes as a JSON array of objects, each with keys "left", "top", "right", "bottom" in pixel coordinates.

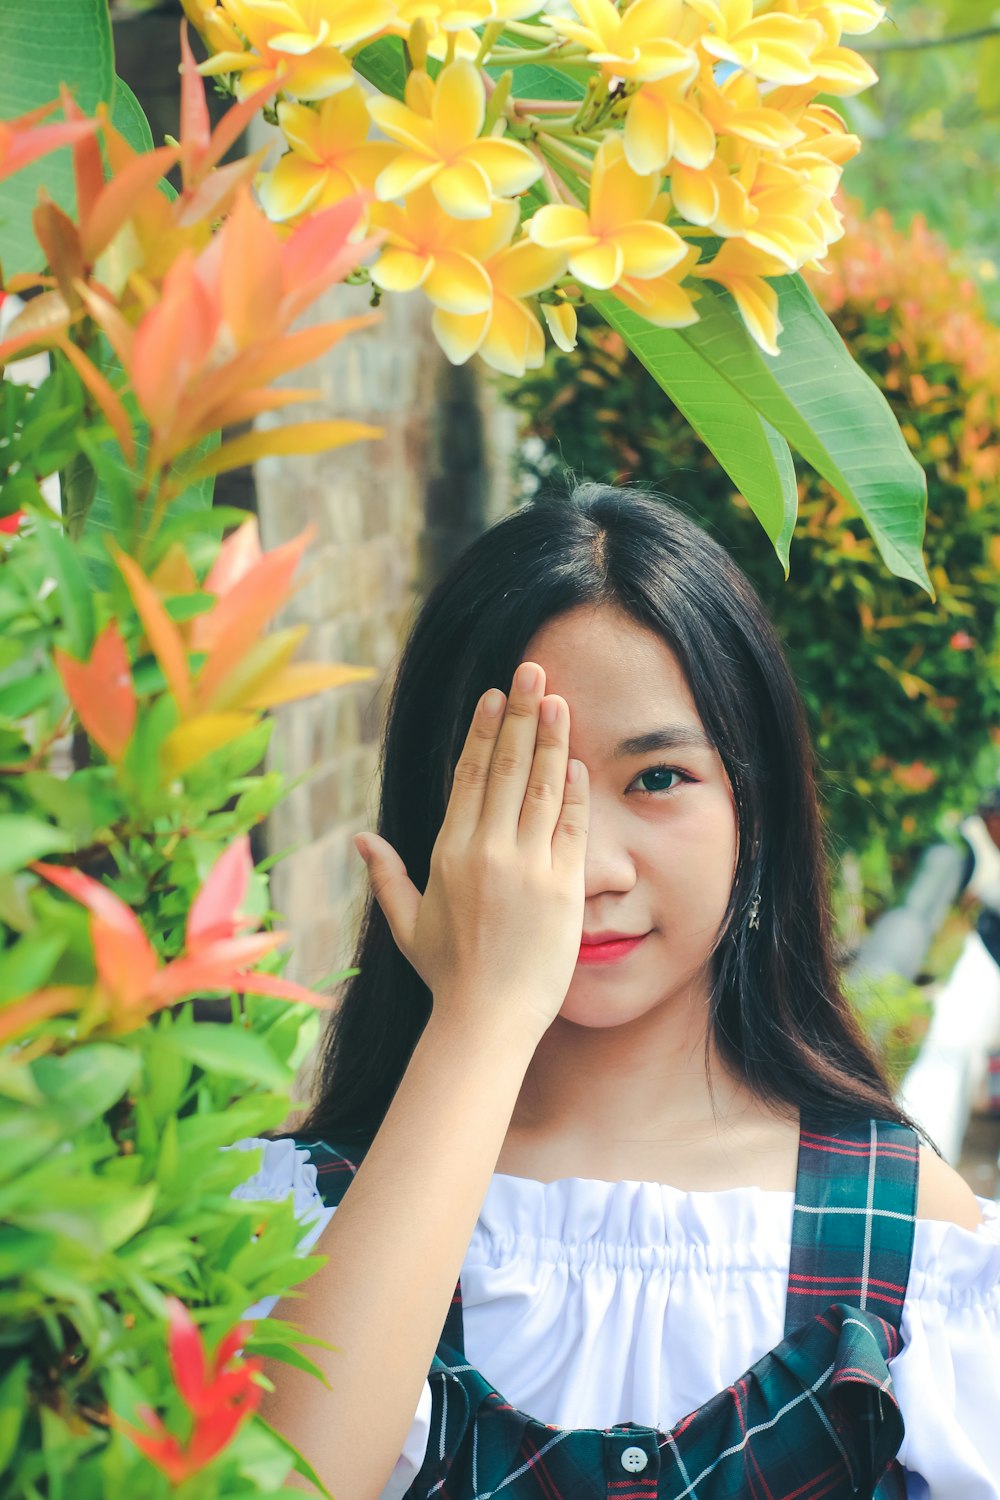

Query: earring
[{"left": 748, "top": 891, "right": 761, "bottom": 930}]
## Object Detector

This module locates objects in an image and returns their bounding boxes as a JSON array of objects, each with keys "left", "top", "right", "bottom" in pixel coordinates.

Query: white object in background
[
  {"left": 897, "top": 931, "right": 1000, "bottom": 1163},
  {"left": 962, "top": 813, "right": 1000, "bottom": 913}
]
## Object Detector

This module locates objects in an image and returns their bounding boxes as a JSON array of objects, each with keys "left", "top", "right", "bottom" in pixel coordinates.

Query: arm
[
  {"left": 256, "top": 663, "right": 589, "bottom": 1500},
  {"left": 261, "top": 1012, "right": 536, "bottom": 1499}
]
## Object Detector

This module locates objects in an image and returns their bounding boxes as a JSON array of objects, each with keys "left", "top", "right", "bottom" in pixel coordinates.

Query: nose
[{"left": 582, "top": 794, "right": 637, "bottom": 900}]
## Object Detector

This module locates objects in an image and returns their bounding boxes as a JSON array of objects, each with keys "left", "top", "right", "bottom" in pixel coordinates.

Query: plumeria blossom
[
  {"left": 528, "top": 137, "right": 688, "bottom": 292},
  {"left": 371, "top": 187, "right": 520, "bottom": 314},
  {"left": 624, "top": 58, "right": 716, "bottom": 175},
  {"left": 256, "top": 87, "right": 396, "bottom": 225},
  {"left": 429, "top": 199, "right": 573, "bottom": 375},
  {"left": 368, "top": 62, "right": 542, "bottom": 221},
  {"left": 686, "top": 0, "right": 825, "bottom": 85},
  {"left": 0, "top": 837, "right": 330, "bottom": 1045},
  {"left": 116, "top": 519, "right": 374, "bottom": 774},
  {"left": 116, "top": 1300, "right": 262, "bottom": 1485},
  {"left": 546, "top": 0, "right": 703, "bottom": 84},
  {"left": 694, "top": 238, "right": 788, "bottom": 355},
  {"left": 194, "top": 0, "right": 395, "bottom": 101}
]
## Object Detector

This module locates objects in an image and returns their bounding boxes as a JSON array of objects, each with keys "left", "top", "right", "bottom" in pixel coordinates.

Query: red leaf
[{"left": 54, "top": 621, "right": 136, "bottom": 761}]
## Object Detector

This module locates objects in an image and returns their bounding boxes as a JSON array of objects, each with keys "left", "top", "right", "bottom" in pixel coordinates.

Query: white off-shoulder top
[{"left": 230, "top": 1136, "right": 1000, "bottom": 1500}]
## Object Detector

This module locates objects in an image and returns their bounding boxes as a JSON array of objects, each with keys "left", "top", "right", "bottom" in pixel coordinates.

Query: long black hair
[{"left": 297, "top": 483, "right": 917, "bottom": 1142}]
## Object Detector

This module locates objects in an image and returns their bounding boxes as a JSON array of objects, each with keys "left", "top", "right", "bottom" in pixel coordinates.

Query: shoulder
[{"left": 916, "top": 1145, "right": 985, "bottom": 1231}]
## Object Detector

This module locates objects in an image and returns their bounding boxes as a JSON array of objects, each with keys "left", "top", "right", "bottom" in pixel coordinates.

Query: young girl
[{"left": 233, "top": 485, "right": 1000, "bottom": 1500}]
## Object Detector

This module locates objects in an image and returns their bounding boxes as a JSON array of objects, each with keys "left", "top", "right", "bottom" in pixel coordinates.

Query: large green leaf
[
  {"left": 676, "top": 274, "right": 930, "bottom": 589},
  {"left": 109, "top": 74, "right": 155, "bottom": 154},
  {"left": 590, "top": 290, "right": 798, "bottom": 572},
  {"left": 0, "top": 0, "right": 115, "bottom": 276}
]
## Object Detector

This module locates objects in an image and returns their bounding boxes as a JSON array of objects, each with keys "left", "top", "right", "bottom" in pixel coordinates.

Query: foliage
[
  {"left": 508, "top": 202, "right": 1000, "bottom": 886},
  {"left": 842, "top": 970, "right": 932, "bottom": 1086},
  {"left": 0, "top": 10, "right": 378, "bottom": 1496},
  {"left": 183, "top": 0, "right": 931, "bottom": 587},
  {"left": 841, "top": 0, "right": 1000, "bottom": 320}
]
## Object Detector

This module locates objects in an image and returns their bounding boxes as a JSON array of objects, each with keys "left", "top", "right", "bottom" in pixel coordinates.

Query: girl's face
[{"left": 524, "top": 604, "right": 739, "bottom": 1031}]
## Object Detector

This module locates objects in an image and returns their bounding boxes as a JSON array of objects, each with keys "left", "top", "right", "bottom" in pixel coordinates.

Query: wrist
[{"left": 422, "top": 998, "right": 545, "bottom": 1068}]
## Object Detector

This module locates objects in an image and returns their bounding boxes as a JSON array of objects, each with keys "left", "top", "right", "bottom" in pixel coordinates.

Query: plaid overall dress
[{"left": 285, "top": 1114, "right": 919, "bottom": 1500}]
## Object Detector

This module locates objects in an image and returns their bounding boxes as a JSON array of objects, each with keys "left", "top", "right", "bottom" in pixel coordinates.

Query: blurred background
[{"left": 112, "top": 0, "right": 1000, "bottom": 1190}]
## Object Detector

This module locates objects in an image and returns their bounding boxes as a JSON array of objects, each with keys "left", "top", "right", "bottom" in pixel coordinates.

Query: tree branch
[{"left": 857, "top": 23, "right": 1000, "bottom": 54}]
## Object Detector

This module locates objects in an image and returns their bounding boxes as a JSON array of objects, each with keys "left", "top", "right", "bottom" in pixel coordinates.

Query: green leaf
[
  {"left": 32, "top": 1045, "right": 139, "bottom": 1131},
  {"left": 0, "top": 1359, "right": 30, "bottom": 1475},
  {"left": 109, "top": 75, "right": 154, "bottom": 154},
  {"left": 0, "top": 928, "right": 66, "bottom": 1003},
  {"left": 0, "top": 815, "right": 72, "bottom": 874},
  {"left": 676, "top": 275, "right": 929, "bottom": 589},
  {"left": 0, "top": 0, "right": 115, "bottom": 276},
  {"left": 33, "top": 517, "right": 96, "bottom": 656},
  {"left": 353, "top": 36, "right": 408, "bottom": 99},
  {"left": 590, "top": 290, "right": 798, "bottom": 573},
  {"left": 159, "top": 1023, "right": 293, "bottom": 1090}
]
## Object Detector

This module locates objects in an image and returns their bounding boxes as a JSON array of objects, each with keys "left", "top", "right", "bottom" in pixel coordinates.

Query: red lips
[{"left": 576, "top": 932, "right": 649, "bottom": 966}]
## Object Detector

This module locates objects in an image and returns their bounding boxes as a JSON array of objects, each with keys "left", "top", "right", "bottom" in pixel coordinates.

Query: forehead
[{"left": 524, "top": 604, "right": 704, "bottom": 746}]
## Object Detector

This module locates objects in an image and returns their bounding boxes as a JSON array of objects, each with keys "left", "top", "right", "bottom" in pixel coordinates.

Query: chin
[{"left": 555, "top": 991, "right": 661, "bottom": 1031}]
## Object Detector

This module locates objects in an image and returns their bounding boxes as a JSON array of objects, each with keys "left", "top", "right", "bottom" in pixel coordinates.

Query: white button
[{"left": 620, "top": 1447, "right": 648, "bottom": 1474}]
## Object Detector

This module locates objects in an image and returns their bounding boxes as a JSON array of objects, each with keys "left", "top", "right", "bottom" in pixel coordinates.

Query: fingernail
[
  {"left": 353, "top": 835, "right": 371, "bottom": 863},
  {"left": 482, "top": 689, "right": 504, "bottom": 717},
  {"left": 540, "top": 698, "right": 559, "bottom": 725},
  {"left": 567, "top": 759, "right": 582, "bottom": 784},
  {"left": 516, "top": 663, "right": 539, "bottom": 692}
]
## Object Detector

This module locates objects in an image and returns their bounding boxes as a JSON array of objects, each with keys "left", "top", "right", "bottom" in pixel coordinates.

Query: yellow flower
[
  {"left": 197, "top": 0, "right": 394, "bottom": 100},
  {"left": 624, "top": 59, "right": 716, "bottom": 175},
  {"left": 389, "top": 0, "right": 541, "bottom": 65},
  {"left": 687, "top": 0, "right": 824, "bottom": 85},
  {"left": 431, "top": 201, "right": 573, "bottom": 375},
  {"left": 368, "top": 61, "right": 542, "bottom": 220},
  {"left": 694, "top": 238, "right": 787, "bottom": 354},
  {"left": 528, "top": 136, "right": 688, "bottom": 291},
  {"left": 370, "top": 187, "right": 518, "bottom": 313},
  {"left": 797, "top": 0, "right": 885, "bottom": 34},
  {"left": 257, "top": 87, "right": 396, "bottom": 224},
  {"left": 698, "top": 70, "right": 806, "bottom": 152},
  {"left": 666, "top": 154, "right": 754, "bottom": 234},
  {"left": 614, "top": 241, "right": 701, "bottom": 327},
  {"left": 547, "top": 0, "right": 701, "bottom": 84}
]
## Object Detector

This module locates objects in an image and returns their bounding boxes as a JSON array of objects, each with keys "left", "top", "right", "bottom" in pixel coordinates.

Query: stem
[
  {"left": 474, "top": 20, "right": 503, "bottom": 66},
  {"left": 503, "top": 20, "right": 560, "bottom": 43},
  {"left": 490, "top": 43, "right": 586, "bottom": 66},
  {"left": 536, "top": 131, "right": 595, "bottom": 172},
  {"left": 512, "top": 97, "right": 581, "bottom": 115},
  {"left": 535, "top": 150, "right": 584, "bottom": 209}
]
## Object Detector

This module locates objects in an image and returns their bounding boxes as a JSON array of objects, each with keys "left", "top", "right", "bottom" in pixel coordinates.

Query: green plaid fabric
[{"left": 282, "top": 1113, "right": 918, "bottom": 1500}]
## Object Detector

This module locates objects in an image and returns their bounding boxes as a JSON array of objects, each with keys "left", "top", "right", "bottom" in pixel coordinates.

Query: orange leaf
[
  {"left": 54, "top": 622, "right": 136, "bottom": 761},
  {"left": 80, "top": 143, "right": 182, "bottom": 264},
  {"left": 115, "top": 550, "right": 194, "bottom": 716},
  {"left": 0, "top": 985, "right": 83, "bottom": 1046},
  {"left": 194, "top": 530, "right": 315, "bottom": 708},
  {"left": 60, "top": 85, "right": 105, "bottom": 224},
  {"left": 55, "top": 335, "right": 136, "bottom": 466},
  {"left": 186, "top": 837, "right": 253, "bottom": 952},
  {"left": 199, "top": 517, "right": 260, "bottom": 604},
  {"left": 150, "top": 543, "right": 200, "bottom": 600}
]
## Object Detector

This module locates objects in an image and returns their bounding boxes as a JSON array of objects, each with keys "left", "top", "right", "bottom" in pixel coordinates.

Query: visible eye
[{"left": 628, "top": 764, "right": 692, "bottom": 797}]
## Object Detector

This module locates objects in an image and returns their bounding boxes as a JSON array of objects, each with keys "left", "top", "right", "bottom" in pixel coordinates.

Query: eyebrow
[{"left": 612, "top": 725, "right": 715, "bottom": 758}]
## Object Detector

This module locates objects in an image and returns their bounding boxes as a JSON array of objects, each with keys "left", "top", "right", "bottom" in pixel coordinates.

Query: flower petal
[
  {"left": 543, "top": 300, "right": 578, "bottom": 352},
  {"left": 431, "top": 158, "right": 493, "bottom": 219},
  {"left": 432, "top": 306, "right": 491, "bottom": 365},
  {"left": 568, "top": 240, "right": 624, "bottom": 289},
  {"left": 423, "top": 251, "right": 492, "bottom": 313},
  {"left": 257, "top": 154, "right": 325, "bottom": 222},
  {"left": 615, "top": 220, "right": 687, "bottom": 278},
  {"left": 466, "top": 138, "right": 542, "bottom": 197},
  {"left": 432, "top": 59, "right": 485, "bottom": 145},
  {"left": 528, "top": 203, "right": 593, "bottom": 251},
  {"left": 375, "top": 151, "right": 440, "bottom": 202}
]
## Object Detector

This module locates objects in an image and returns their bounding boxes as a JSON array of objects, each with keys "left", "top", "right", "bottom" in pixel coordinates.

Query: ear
[{"left": 916, "top": 1146, "right": 985, "bottom": 1231}]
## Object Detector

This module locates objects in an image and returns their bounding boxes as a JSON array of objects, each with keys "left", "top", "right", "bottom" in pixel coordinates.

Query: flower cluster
[{"left": 185, "top": 0, "right": 888, "bottom": 370}]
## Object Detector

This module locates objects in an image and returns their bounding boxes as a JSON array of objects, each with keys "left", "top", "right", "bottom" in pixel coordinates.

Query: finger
[
  {"left": 551, "top": 759, "right": 590, "bottom": 875},
  {"left": 356, "top": 833, "right": 420, "bottom": 958},
  {"left": 479, "top": 661, "right": 546, "bottom": 834},
  {"left": 518, "top": 694, "right": 570, "bottom": 850},
  {"left": 439, "top": 687, "right": 507, "bottom": 840}
]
